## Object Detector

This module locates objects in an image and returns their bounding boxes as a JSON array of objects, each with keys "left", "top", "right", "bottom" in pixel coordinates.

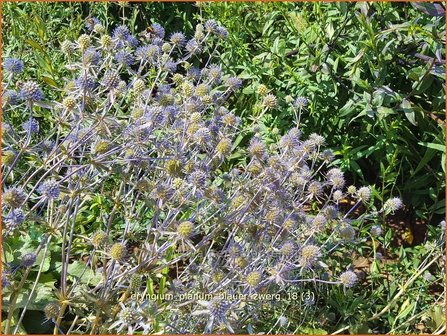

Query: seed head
[
  {"left": 339, "top": 271, "right": 357, "bottom": 288},
  {"left": 263, "top": 94, "right": 277, "bottom": 108},
  {"left": 257, "top": 84, "right": 269, "bottom": 96},
  {"left": 177, "top": 221, "right": 194, "bottom": 238},
  {"left": 44, "top": 302, "right": 61, "bottom": 320},
  {"left": 110, "top": 243, "right": 127, "bottom": 261},
  {"left": 2, "top": 150, "right": 16, "bottom": 166},
  {"left": 246, "top": 271, "right": 262, "bottom": 287},
  {"left": 91, "top": 231, "right": 108, "bottom": 248},
  {"left": 3, "top": 187, "right": 26, "bottom": 208},
  {"left": 21, "top": 253, "right": 37, "bottom": 267},
  {"left": 77, "top": 34, "right": 91, "bottom": 51},
  {"left": 62, "top": 96, "right": 77, "bottom": 110},
  {"left": 20, "top": 81, "right": 43, "bottom": 102}
]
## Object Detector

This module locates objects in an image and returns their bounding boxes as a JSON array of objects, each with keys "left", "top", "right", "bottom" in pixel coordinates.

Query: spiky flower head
[
  {"left": 61, "top": 40, "right": 76, "bottom": 54},
  {"left": 129, "top": 274, "right": 143, "bottom": 292},
  {"left": 294, "top": 96, "right": 308, "bottom": 108},
  {"left": 246, "top": 271, "right": 262, "bottom": 287},
  {"left": 62, "top": 96, "right": 77, "bottom": 110},
  {"left": 4, "top": 58, "right": 24, "bottom": 75},
  {"left": 370, "top": 225, "right": 382, "bottom": 237},
  {"left": 383, "top": 197, "right": 403, "bottom": 214},
  {"left": 20, "top": 81, "right": 43, "bottom": 102},
  {"left": 3, "top": 90, "right": 20, "bottom": 105},
  {"left": 2, "top": 150, "right": 16, "bottom": 166},
  {"left": 170, "top": 32, "right": 186, "bottom": 46},
  {"left": 77, "top": 34, "right": 91, "bottom": 51},
  {"left": 3, "top": 187, "right": 26, "bottom": 209},
  {"left": 225, "top": 77, "right": 242, "bottom": 90},
  {"left": 177, "top": 221, "right": 194, "bottom": 238},
  {"left": 357, "top": 186, "right": 371, "bottom": 202},
  {"left": 5, "top": 208, "right": 25, "bottom": 227},
  {"left": 339, "top": 271, "right": 358, "bottom": 288},
  {"left": 185, "top": 39, "right": 202, "bottom": 55},
  {"left": 44, "top": 302, "right": 61, "bottom": 320},
  {"left": 91, "top": 231, "right": 108, "bottom": 247},
  {"left": 299, "top": 245, "right": 321, "bottom": 268},
  {"left": 38, "top": 179, "right": 61, "bottom": 200},
  {"left": 110, "top": 243, "right": 127, "bottom": 261},
  {"left": 216, "top": 137, "right": 232, "bottom": 158},
  {"left": 257, "top": 84, "right": 269, "bottom": 96},
  {"left": 263, "top": 94, "right": 277, "bottom": 108},
  {"left": 248, "top": 137, "right": 267, "bottom": 160},
  {"left": 339, "top": 223, "right": 356, "bottom": 241},
  {"left": 21, "top": 253, "right": 37, "bottom": 267}
]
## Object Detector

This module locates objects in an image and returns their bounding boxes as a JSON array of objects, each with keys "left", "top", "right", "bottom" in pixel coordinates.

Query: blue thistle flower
[
  {"left": 162, "top": 60, "right": 177, "bottom": 73},
  {"left": 204, "top": 19, "right": 218, "bottom": 33},
  {"left": 85, "top": 17, "right": 100, "bottom": 31},
  {"left": 115, "top": 50, "right": 135, "bottom": 67},
  {"left": 216, "top": 26, "right": 229, "bottom": 39},
  {"left": 21, "top": 253, "right": 37, "bottom": 267},
  {"left": 83, "top": 47, "right": 101, "bottom": 65},
  {"left": 75, "top": 74, "right": 97, "bottom": 91},
  {"left": 22, "top": 118, "right": 40, "bottom": 134},
  {"left": 113, "top": 25, "right": 130, "bottom": 41},
  {"left": 4, "top": 58, "right": 24, "bottom": 75},
  {"left": 5, "top": 208, "right": 25, "bottom": 227},
  {"left": 294, "top": 96, "right": 308, "bottom": 108},
  {"left": 185, "top": 39, "right": 202, "bottom": 55},
  {"left": 2, "top": 90, "right": 20, "bottom": 105},
  {"left": 126, "top": 35, "right": 139, "bottom": 48},
  {"left": 151, "top": 23, "right": 165, "bottom": 39},
  {"left": 20, "top": 81, "right": 43, "bottom": 102},
  {"left": 224, "top": 77, "right": 242, "bottom": 90},
  {"left": 170, "top": 32, "right": 185, "bottom": 46},
  {"left": 38, "top": 179, "right": 61, "bottom": 200},
  {"left": 187, "top": 67, "right": 201, "bottom": 82},
  {"left": 135, "top": 45, "right": 160, "bottom": 62},
  {"left": 102, "top": 70, "right": 120, "bottom": 89}
]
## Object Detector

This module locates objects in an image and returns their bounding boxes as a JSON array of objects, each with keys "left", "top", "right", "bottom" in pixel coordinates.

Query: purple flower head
[
  {"left": 151, "top": 23, "right": 165, "bottom": 39},
  {"left": 135, "top": 45, "right": 160, "bottom": 62},
  {"left": 225, "top": 77, "right": 242, "bottom": 90},
  {"left": 5, "top": 208, "right": 25, "bottom": 227},
  {"left": 216, "top": 26, "right": 229, "bottom": 39},
  {"left": 39, "top": 179, "right": 61, "bottom": 200},
  {"left": 85, "top": 17, "right": 100, "bottom": 31},
  {"left": 83, "top": 47, "right": 101, "bottom": 65},
  {"left": 162, "top": 60, "right": 177, "bottom": 73},
  {"left": 22, "top": 118, "right": 40, "bottom": 134},
  {"left": 187, "top": 67, "right": 201, "bottom": 82},
  {"left": 4, "top": 58, "right": 24, "bottom": 75},
  {"left": 3, "top": 90, "right": 20, "bottom": 105},
  {"left": 75, "top": 74, "right": 97, "bottom": 91},
  {"left": 204, "top": 19, "right": 218, "bottom": 33},
  {"left": 115, "top": 50, "right": 135, "bottom": 67},
  {"left": 126, "top": 35, "right": 139, "bottom": 48},
  {"left": 20, "top": 81, "right": 43, "bottom": 102},
  {"left": 170, "top": 32, "right": 185, "bottom": 46},
  {"left": 185, "top": 39, "right": 202, "bottom": 55},
  {"left": 113, "top": 25, "right": 130, "bottom": 41}
]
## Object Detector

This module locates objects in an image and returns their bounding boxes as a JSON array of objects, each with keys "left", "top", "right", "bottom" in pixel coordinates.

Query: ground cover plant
[{"left": 1, "top": 2, "right": 445, "bottom": 335}]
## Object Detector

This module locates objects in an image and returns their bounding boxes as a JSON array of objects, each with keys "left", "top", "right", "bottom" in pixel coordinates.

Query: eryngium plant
[{"left": 2, "top": 18, "right": 402, "bottom": 334}]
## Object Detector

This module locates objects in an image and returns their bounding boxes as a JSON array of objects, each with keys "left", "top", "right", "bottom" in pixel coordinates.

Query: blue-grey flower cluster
[{"left": 1, "top": 17, "right": 405, "bottom": 335}]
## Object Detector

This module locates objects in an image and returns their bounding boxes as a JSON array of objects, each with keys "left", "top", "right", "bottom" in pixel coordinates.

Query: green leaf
[
  {"left": 418, "top": 142, "right": 445, "bottom": 153},
  {"left": 67, "top": 261, "right": 102, "bottom": 286},
  {"left": 400, "top": 99, "right": 417, "bottom": 126}
]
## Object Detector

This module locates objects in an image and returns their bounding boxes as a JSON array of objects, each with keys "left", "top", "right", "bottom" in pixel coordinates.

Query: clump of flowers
[{"left": 1, "top": 18, "right": 405, "bottom": 335}]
